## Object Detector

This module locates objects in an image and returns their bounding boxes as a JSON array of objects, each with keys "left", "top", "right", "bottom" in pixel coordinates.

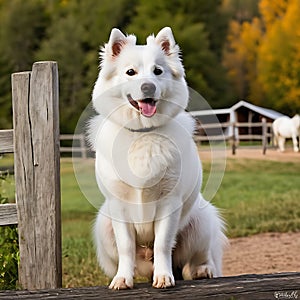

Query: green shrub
[{"left": 0, "top": 172, "right": 19, "bottom": 290}]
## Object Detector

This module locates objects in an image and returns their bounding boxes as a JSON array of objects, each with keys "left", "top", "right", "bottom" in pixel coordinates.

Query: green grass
[
  {"left": 0, "top": 154, "right": 299, "bottom": 288},
  {"left": 60, "top": 159, "right": 106, "bottom": 287},
  {"left": 207, "top": 159, "right": 300, "bottom": 237}
]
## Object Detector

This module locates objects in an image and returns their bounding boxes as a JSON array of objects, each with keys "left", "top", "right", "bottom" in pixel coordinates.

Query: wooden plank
[
  {"left": 0, "top": 273, "right": 299, "bottom": 299},
  {"left": 262, "top": 118, "right": 267, "bottom": 155},
  {"left": 236, "top": 122, "right": 265, "bottom": 127},
  {"left": 60, "top": 147, "right": 84, "bottom": 152},
  {"left": 12, "top": 61, "right": 62, "bottom": 290},
  {"left": 194, "top": 135, "right": 231, "bottom": 141},
  {"left": 60, "top": 134, "right": 87, "bottom": 158},
  {"left": 0, "top": 129, "right": 14, "bottom": 153},
  {"left": 200, "top": 122, "right": 232, "bottom": 129},
  {"left": 0, "top": 203, "right": 18, "bottom": 226},
  {"left": 238, "top": 134, "right": 264, "bottom": 140},
  {"left": 60, "top": 134, "right": 84, "bottom": 140}
]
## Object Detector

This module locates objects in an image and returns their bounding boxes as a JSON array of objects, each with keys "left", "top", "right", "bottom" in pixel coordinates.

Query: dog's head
[{"left": 92, "top": 27, "right": 189, "bottom": 130}]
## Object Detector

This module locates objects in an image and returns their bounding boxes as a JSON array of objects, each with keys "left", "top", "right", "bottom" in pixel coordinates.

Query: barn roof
[{"left": 190, "top": 100, "right": 286, "bottom": 120}]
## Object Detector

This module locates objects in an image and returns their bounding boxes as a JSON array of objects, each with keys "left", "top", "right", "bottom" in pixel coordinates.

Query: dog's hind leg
[
  {"left": 94, "top": 210, "right": 118, "bottom": 279},
  {"left": 173, "top": 197, "right": 227, "bottom": 280}
]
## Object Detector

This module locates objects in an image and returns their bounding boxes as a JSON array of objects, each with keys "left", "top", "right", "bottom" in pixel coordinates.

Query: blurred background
[
  {"left": 1, "top": 0, "right": 300, "bottom": 290},
  {"left": 0, "top": 0, "right": 299, "bottom": 134}
]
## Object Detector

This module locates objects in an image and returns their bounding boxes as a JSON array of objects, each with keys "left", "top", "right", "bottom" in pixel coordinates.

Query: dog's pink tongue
[{"left": 138, "top": 100, "right": 156, "bottom": 117}]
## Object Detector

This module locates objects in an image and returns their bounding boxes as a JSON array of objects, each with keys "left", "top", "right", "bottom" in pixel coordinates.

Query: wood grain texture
[
  {"left": 12, "top": 62, "right": 62, "bottom": 290},
  {"left": 0, "top": 129, "right": 14, "bottom": 153},
  {"left": 0, "top": 203, "right": 17, "bottom": 225},
  {"left": 0, "top": 273, "right": 299, "bottom": 299}
]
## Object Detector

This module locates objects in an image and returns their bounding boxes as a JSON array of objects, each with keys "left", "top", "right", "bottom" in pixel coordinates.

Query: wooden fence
[
  {"left": 194, "top": 118, "right": 273, "bottom": 155},
  {"left": 60, "top": 134, "right": 87, "bottom": 158},
  {"left": 57, "top": 120, "right": 272, "bottom": 159},
  {"left": 0, "top": 273, "right": 299, "bottom": 299},
  {"left": 0, "top": 62, "right": 62, "bottom": 289}
]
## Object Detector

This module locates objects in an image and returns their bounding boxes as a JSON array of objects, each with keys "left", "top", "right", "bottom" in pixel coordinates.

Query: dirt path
[
  {"left": 199, "top": 147, "right": 300, "bottom": 276},
  {"left": 223, "top": 232, "right": 300, "bottom": 276},
  {"left": 199, "top": 147, "right": 300, "bottom": 163},
  {"left": 226, "top": 147, "right": 300, "bottom": 162}
]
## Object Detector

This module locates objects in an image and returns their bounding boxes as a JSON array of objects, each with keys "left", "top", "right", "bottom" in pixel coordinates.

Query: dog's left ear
[{"left": 155, "top": 27, "right": 176, "bottom": 55}]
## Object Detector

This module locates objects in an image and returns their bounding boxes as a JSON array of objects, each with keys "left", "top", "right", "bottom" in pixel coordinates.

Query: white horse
[{"left": 272, "top": 114, "right": 300, "bottom": 152}]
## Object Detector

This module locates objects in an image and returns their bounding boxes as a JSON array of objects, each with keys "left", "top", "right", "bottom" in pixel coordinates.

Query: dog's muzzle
[{"left": 127, "top": 94, "right": 157, "bottom": 118}]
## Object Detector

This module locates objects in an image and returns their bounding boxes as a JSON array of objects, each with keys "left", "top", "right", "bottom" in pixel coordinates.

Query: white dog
[
  {"left": 89, "top": 27, "right": 227, "bottom": 290},
  {"left": 273, "top": 115, "right": 300, "bottom": 152}
]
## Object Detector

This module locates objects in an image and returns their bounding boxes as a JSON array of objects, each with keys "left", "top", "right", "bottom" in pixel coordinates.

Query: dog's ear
[
  {"left": 107, "top": 28, "right": 127, "bottom": 57},
  {"left": 154, "top": 27, "right": 184, "bottom": 78},
  {"left": 104, "top": 28, "right": 136, "bottom": 58},
  {"left": 155, "top": 27, "right": 176, "bottom": 55}
]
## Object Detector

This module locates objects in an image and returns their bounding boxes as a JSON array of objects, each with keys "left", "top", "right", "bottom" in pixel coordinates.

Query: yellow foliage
[
  {"left": 258, "top": 0, "right": 300, "bottom": 112},
  {"left": 223, "top": 0, "right": 300, "bottom": 114},
  {"left": 259, "top": 0, "right": 289, "bottom": 30}
]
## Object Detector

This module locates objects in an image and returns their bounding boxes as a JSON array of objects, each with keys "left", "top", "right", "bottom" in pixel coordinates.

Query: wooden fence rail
[
  {"left": 1, "top": 121, "right": 273, "bottom": 160},
  {"left": 194, "top": 118, "right": 273, "bottom": 155},
  {"left": 60, "top": 134, "right": 87, "bottom": 158},
  {"left": 0, "top": 133, "right": 87, "bottom": 161},
  {"left": 0, "top": 273, "right": 299, "bottom": 299}
]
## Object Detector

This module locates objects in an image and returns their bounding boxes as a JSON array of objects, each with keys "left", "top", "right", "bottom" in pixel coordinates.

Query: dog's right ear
[{"left": 108, "top": 28, "right": 127, "bottom": 57}]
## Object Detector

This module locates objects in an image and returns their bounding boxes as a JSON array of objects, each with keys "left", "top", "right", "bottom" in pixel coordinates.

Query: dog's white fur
[
  {"left": 273, "top": 114, "right": 300, "bottom": 152},
  {"left": 89, "top": 27, "right": 227, "bottom": 289}
]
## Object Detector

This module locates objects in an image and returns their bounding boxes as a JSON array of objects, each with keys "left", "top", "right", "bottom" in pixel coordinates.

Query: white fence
[
  {"left": 60, "top": 134, "right": 87, "bottom": 158},
  {"left": 59, "top": 118, "right": 273, "bottom": 157},
  {"left": 194, "top": 118, "right": 273, "bottom": 155}
]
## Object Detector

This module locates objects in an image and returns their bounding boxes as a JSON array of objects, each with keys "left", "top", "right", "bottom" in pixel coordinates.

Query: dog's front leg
[
  {"left": 152, "top": 208, "right": 180, "bottom": 288},
  {"left": 109, "top": 220, "right": 135, "bottom": 290}
]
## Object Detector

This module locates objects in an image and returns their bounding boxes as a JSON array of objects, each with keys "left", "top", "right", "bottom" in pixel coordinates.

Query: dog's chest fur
[{"left": 109, "top": 132, "right": 180, "bottom": 204}]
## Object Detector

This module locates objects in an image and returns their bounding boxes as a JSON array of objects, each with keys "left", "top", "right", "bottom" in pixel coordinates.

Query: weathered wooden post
[
  {"left": 262, "top": 117, "right": 267, "bottom": 155},
  {"left": 231, "top": 122, "right": 236, "bottom": 155},
  {"left": 79, "top": 134, "right": 87, "bottom": 158},
  {"left": 12, "top": 62, "right": 62, "bottom": 289}
]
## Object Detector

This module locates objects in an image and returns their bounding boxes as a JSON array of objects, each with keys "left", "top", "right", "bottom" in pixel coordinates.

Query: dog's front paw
[
  {"left": 152, "top": 274, "right": 175, "bottom": 288},
  {"left": 109, "top": 276, "right": 133, "bottom": 290}
]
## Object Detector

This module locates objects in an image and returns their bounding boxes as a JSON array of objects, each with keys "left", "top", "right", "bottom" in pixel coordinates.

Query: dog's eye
[
  {"left": 153, "top": 67, "right": 163, "bottom": 76},
  {"left": 126, "top": 69, "right": 136, "bottom": 76}
]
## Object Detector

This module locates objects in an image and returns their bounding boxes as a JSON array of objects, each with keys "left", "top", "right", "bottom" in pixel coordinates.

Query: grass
[
  {"left": 0, "top": 153, "right": 299, "bottom": 288},
  {"left": 209, "top": 159, "right": 300, "bottom": 237},
  {"left": 60, "top": 159, "right": 106, "bottom": 287}
]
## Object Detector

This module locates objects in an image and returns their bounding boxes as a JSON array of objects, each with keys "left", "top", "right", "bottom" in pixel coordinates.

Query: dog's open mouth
[{"left": 127, "top": 94, "right": 157, "bottom": 118}]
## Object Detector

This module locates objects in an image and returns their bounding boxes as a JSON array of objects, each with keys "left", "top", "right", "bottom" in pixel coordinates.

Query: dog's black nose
[{"left": 141, "top": 83, "right": 156, "bottom": 97}]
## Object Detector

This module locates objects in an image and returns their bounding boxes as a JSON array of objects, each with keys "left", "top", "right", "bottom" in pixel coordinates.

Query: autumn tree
[
  {"left": 223, "top": 18, "right": 263, "bottom": 104},
  {"left": 258, "top": 0, "right": 300, "bottom": 114},
  {"left": 223, "top": 0, "right": 300, "bottom": 115}
]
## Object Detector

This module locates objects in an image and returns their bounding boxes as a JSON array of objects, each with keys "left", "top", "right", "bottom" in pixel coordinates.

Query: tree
[
  {"left": 36, "top": 0, "right": 137, "bottom": 133},
  {"left": 0, "top": 0, "right": 49, "bottom": 128},
  {"left": 223, "top": 18, "right": 263, "bottom": 104},
  {"left": 0, "top": 51, "right": 13, "bottom": 129},
  {"left": 258, "top": 0, "right": 300, "bottom": 114},
  {"left": 259, "top": 0, "right": 289, "bottom": 30},
  {"left": 223, "top": 0, "right": 300, "bottom": 115}
]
